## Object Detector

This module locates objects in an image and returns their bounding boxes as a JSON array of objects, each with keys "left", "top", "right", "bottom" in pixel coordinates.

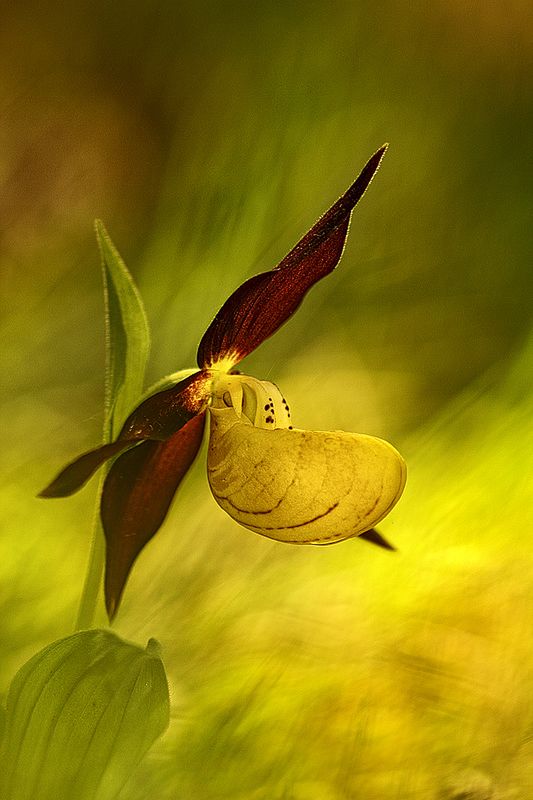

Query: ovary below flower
[{"left": 207, "top": 374, "right": 406, "bottom": 544}]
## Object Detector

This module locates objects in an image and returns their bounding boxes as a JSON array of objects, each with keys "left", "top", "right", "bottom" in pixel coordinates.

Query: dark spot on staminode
[
  {"left": 264, "top": 404, "right": 270, "bottom": 411},
  {"left": 265, "top": 415, "right": 274, "bottom": 423}
]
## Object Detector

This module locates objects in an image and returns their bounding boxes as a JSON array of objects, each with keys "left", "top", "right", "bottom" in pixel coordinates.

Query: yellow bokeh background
[{"left": 1, "top": 2, "right": 532, "bottom": 797}]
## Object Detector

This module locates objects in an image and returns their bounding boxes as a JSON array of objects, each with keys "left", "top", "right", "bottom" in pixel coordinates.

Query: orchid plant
[{"left": 41, "top": 144, "right": 406, "bottom": 621}]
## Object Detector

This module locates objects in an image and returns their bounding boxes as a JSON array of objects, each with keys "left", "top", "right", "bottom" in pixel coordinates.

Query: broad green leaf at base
[{"left": 0, "top": 630, "right": 169, "bottom": 800}]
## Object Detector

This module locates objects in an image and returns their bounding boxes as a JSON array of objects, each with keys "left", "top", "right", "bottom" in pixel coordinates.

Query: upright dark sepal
[
  {"left": 102, "top": 412, "right": 207, "bottom": 619},
  {"left": 197, "top": 144, "right": 388, "bottom": 369}
]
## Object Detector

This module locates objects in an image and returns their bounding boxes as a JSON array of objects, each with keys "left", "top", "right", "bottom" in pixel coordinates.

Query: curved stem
[{"left": 74, "top": 476, "right": 106, "bottom": 631}]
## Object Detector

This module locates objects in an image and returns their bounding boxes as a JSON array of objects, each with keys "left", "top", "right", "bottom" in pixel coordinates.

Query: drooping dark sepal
[
  {"left": 38, "top": 441, "right": 141, "bottom": 498},
  {"left": 359, "top": 527, "right": 396, "bottom": 551},
  {"left": 197, "top": 145, "right": 388, "bottom": 370},
  {"left": 39, "top": 370, "right": 211, "bottom": 498},
  {"left": 102, "top": 411, "right": 207, "bottom": 619}
]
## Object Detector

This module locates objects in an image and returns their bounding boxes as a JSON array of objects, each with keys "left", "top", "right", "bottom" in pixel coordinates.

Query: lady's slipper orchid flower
[{"left": 41, "top": 144, "right": 406, "bottom": 619}]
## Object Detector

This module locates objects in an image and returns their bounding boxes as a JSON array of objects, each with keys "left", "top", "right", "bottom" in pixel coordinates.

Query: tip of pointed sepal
[
  {"left": 369, "top": 142, "right": 389, "bottom": 163},
  {"left": 106, "top": 595, "right": 118, "bottom": 622},
  {"left": 359, "top": 527, "right": 397, "bottom": 551},
  {"left": 342, "top": 143, "right": 389, "bottom": 210},
  {"left": 370, "top": 143, "right": 389, "bottom": 177},
  {"left": 0, "top": 630, "right": 169, "bottom": 800}
]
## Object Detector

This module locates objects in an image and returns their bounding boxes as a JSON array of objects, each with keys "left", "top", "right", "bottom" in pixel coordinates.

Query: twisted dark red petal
[
  {"left": 117, "top": 370, "right": 210, "bottom": 440},
  {"left": 197, "top": 144, "right": 387, "bottom": 369},
  {"left": 102, "top": 411, "right": 207, "bottom": 619},
  {"left": 38, "top": 370, "right": 210, "bottom": 498},
  {"left": 38, "top": 440, "right": 141, "bottom": 498}
]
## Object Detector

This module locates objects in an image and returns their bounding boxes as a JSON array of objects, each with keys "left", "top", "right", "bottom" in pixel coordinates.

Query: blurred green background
[{"left": 1, "top": 1, "right": 532, "bottom": 797}]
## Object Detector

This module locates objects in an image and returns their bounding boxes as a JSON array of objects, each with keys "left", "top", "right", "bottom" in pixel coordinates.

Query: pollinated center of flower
[{"left": 209, "top": 373, "right": 292, "bottom": 430}]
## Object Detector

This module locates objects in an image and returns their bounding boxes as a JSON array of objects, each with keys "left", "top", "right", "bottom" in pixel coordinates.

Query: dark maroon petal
[
  {"left": 39, "top": 370, "right": 211, "bottom": 499},
  {"left": 359, "top": 528, "right": 396, "bottom": 551},
  {"left": 38, "top": 440, "right": 141, "bottom": 498},
  {"left": 102, "top": 411, "right": 206, "bottom": 619},
  {"left": 117, "top": 370, "right": 210, "bottom": 440},
  {"left": 197, "top": 145, "right": 388, "bottom": 369}
]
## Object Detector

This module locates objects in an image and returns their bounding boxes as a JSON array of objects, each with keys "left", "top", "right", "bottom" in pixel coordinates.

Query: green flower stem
[{"left": 74, "top": 474, "right": 107, "bottom": 631}]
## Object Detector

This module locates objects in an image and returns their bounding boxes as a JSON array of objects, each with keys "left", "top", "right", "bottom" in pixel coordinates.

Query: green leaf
[
  {"left": 75, "top": 224, "right": 151, "bottom": 629},
  {"left": 95, "top": 219, "right": 151, "bottom": 442},
  {"left": 0, "top": 630, "right": 170, "bottom": 800}
]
